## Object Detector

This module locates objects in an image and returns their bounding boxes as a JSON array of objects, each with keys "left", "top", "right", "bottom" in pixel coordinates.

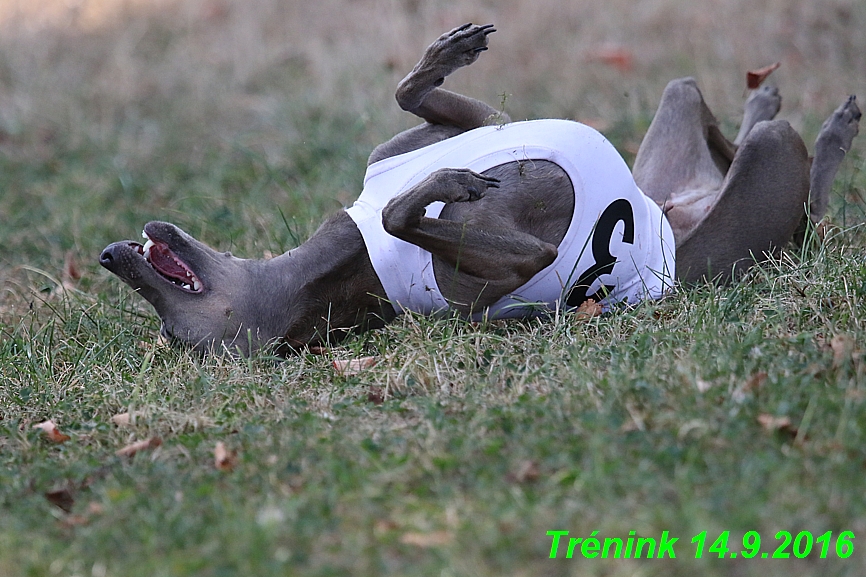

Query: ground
[{"left": 0, "top": 1, "right": 864, "bottom": 576}]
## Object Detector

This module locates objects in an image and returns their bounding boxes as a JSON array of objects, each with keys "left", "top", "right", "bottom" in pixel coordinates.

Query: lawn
[{"left": 0, "top": 1, "right": 865, "bottom": 576}]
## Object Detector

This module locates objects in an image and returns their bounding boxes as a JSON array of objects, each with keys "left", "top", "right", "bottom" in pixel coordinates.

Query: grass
[{"left": 1, "top": 1, "right": 866, "bottom": 576}]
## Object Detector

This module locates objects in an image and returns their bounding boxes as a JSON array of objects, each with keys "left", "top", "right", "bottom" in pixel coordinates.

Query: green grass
[
  {"left": 1, "top": 117, "right": 865, "bottom": 576},
  {"left": 1, "top": 3, "right": 866, "bottom": 573}
]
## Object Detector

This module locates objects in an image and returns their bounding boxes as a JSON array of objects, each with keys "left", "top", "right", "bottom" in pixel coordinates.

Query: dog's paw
[
  {"left": 744, "top": 84, "right": 782, "bottom": 123},
  {"left": 432, "top": 167, "right": 500, "bottom": 203},
  {"left": 428, "top": 23, "right": 496, "bottom": 72},
  {"left": 817, "top": 95, "right": 861, "bottom": 154}
]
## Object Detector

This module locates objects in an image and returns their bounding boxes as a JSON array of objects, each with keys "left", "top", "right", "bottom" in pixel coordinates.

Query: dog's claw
[{"left": 848, "top": 95, "right": 861, "bottom": 121}]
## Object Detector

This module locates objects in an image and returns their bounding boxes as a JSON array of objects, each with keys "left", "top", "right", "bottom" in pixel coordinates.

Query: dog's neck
[{"left": 255, "top": 211, "right": 394, "bottom": 350}]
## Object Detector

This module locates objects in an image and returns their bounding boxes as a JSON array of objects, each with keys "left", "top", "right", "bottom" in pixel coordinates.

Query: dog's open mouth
[{"left": 137, "top": 231, "right": 202, "bottom": 292}]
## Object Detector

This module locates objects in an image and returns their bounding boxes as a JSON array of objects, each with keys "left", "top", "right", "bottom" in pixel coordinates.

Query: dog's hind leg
[
  {"left": 675, "top": 119, "right": 811, "bottom": 283},
  {"left": 734, "top": 85, "right": 782, "bottom": 145},
  {"left": 808, "top": 96, "right": 861, "bottom": 223},
  {"left": 369, "top": 24, "right": 510, "bottom": 164},
  {"left": 632, "top": 78, "right": 735, "bottom": 208}
]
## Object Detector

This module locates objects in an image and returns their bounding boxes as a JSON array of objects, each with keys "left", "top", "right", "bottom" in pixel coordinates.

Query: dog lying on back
[{"left": 100, "top": 24, "right": 860, "bottom": 356}]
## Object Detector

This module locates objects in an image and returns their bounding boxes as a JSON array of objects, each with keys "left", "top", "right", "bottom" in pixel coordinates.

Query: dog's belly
[{"left": 437, "top": 159, "right": 575, "bottom": 246}]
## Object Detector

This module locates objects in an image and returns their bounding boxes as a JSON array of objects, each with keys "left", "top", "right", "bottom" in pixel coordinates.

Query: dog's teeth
[
  {"left": 142, "top": 230, "right": 148, "bottom": 239},
  {"left": 193, "top": 279, "right": 201, "bottom": 291},
  {"left": 142, "top": 239, "right": 155, "bottom": 260}
]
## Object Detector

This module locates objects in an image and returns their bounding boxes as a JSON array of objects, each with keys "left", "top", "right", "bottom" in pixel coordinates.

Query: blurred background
[{"left": 0, "top": 0, "right": 863, "bottom": 306}]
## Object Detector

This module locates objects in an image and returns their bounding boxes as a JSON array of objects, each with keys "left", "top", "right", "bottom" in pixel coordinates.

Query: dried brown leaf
[
  {"left": 374, "top": 519, "right": 400, "bottom": 535},
  {"left": 214, "top": 441, "right": 238, "bottom": 472},
  {"left": 757, "top": 413, "right": 792, "bottom": 431},
  {"left": 367, "top": 385, "right": 385, "bottom": 405},
  {"left": 62, "top": 250, "right": 81, "bottom": 290},
  {"left": 587, "top": 45, "right": 634, "bottom": 72},
  {"left": 746, "top": 62, "right": 781, "bottom": 89},
  {"left": 575, "top": 298, "right": 603, "bottom": 321},
  {"left": 59, "top": 514, "right": 90, "bottom": 528},
  {"left": 333, "top": 356, "right": 378, "bottom": 376},
  {"left": 45, "top": 487, "right": 75, "bottom": 512},
  {"left": 110, "top": 412, "right": 131, "bottom": 426},
  {"left": 398, "top": 530, "right": 454, "bottom": 547},
  {"left": 507, "top": 460, "right": 540, "bottom": 484},
  {"left": 732, "top": 371, "right": 768, "bottom": 404},
  {"left": 33, "top": 420, "right": 70, "bottom": 443},
  {"left": 745, "top": 371, "right": 768, "bottom": 391},
  {"left": 831, "top": 334, "right": 855, "bottom": 367},
  {"left": 116, "top": 437, "right": 162, "bottom": 457}
]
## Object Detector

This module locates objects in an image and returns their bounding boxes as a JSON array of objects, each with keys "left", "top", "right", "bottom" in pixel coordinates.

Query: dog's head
[{"left": 100, "top": 221, "right": 278, "bottom": 356}]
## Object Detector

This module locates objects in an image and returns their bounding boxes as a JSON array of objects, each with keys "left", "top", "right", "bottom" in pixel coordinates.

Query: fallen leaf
[
  {"left": 116, "top": 437, "right": 162, "bottom": 457},
  {"left": 367, "top": 385, "right": 385, "bottom": 405},
  {"left": 507, "top": 460, "right": 540, "bottom": 484},
  {"left": 831, "top": 334, "right": 855, "bottom": 367},
  {"left": 745, "top": 371, "right": 768, "bottom": 391},
  {"left": 399, "top": 530, "right": 454, "bottom": 547},
  {"left": 575, "top": 298, "right": 603, "bottom": 321},
  {"left": 579, "top": 118, "right": 611, "bottom": 132},
  {"left": 746, "top": 62, "right": 781, "bottom": 89},
  {"left": 733, "top": 371, "right": 768, "bottom": 402},
  {"left": 757, "top": 414, "right": 796, "bottom": 437},
  {"left": 757, "top": 413, "right": 790, "bottom": 430},
  {"left": 587, "top": 45, "right": 634, "bottom": 72},
  {"left": 45, "top": 487, "right": 75, "bottom": 512},
  {"left": 33, "top": 420, "right": 70, "bottom": 443},
  {"left": 110, "top": 412, "right": 131, "bottom": 426},
  {"left": 59, "top": 515, "right": 90, "bottom": 528},
  {"left": 62, "top": 250, "right": 81, "bottom": 289},
  {"left": 815, "top": 220, "right": 829, "bottom": 241},
  {"left": 214, "top": 441, "right": 238, "bottom": 472},
  {"left": 374, "top": 519, "right": 400, "bottom": 536},
  {"left": 333, "top": 356, "right": 378, "bottom": 376}
]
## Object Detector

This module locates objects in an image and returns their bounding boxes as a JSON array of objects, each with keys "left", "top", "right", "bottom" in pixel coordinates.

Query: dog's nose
[
  {"left": 99, "top": 246, "right": 116, "bottom": 268},
  {"left": 100, "top": 243, "right": 127, "bottom": 271}
]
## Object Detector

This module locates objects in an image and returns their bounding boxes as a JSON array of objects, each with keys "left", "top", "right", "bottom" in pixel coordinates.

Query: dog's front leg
[
  {"left": 381, "top": 168, "right": 557, "bottom": 305},
  {"left": 396, "top": 23, "right": 509, "bottom": 129}
]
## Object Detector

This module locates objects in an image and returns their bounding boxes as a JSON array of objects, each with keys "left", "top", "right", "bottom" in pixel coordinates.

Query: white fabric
[{"left": 345, "top": 119, "right": 675, "bottom": 318}]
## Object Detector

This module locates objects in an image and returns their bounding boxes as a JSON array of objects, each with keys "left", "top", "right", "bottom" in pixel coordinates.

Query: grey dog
[{"left": 101, "top": 24, "right": 860, "bottom": 355}]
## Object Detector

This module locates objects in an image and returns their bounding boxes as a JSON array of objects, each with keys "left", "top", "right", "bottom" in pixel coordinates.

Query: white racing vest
[{"left": 346, "top": 119, "right": 675, "bottom": 318}]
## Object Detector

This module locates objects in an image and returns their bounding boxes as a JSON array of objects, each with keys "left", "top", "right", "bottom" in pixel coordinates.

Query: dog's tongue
[{"left": 148, "top": 243, "right": 190, "bottom": 281}]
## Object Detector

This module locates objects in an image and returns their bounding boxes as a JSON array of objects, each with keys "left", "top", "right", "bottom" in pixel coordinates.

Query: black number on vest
[{"left": 565, "top": 199, "right": 635, "bottom": 307}]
